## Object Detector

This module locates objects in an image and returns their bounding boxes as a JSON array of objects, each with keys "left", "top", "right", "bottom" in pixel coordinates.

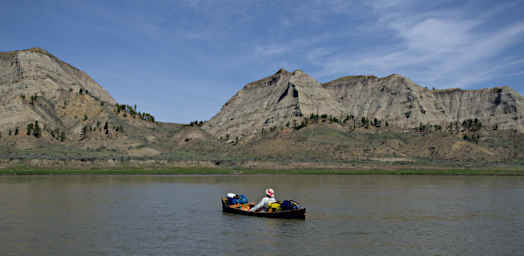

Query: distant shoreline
[{"left": 1, "top": 168, "right": 524, "bottom": 176}]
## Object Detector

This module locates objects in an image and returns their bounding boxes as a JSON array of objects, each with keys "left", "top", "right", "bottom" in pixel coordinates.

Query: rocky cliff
[
  {"left": 0, "top": 48, "right": 155, "bottom": 143},
  {"left": 1, "top": 48, "right": 523, "bottom": 168},
  {"left": 204, "top": 69, "right": 524, "bottom": 139},
  {"left": 0, "top": 48, "right": 116, "bottom": 128}
]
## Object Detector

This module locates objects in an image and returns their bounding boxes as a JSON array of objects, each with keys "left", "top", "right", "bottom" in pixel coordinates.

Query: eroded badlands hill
[
  {"left": 204, "top": 69, "right": 524, "bottom": 140},
  {"left": 0, "top": 48, "right": 523, "bottom": 169},
  {"left": 0, "top": 48, "right": 161, "bottom": 152}
]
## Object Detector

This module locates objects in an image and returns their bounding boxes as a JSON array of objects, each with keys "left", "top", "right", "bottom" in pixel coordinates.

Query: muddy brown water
[{"left": 1, "top": 175, "right": 523, "bottom": 256}]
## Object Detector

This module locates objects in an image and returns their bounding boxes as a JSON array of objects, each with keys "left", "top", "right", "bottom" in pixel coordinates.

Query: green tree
[
  {"left": 373, "top": 118, "right": 380, "bottom": 128},
  {"left": 361, "top": 117, "right": 369, "bottom": 128},
  {"left": 104, "top": 122, "right": 109, "bottom": 134},
  {"left": 33, "top": 121, "right": 41, "bottom": 138}
]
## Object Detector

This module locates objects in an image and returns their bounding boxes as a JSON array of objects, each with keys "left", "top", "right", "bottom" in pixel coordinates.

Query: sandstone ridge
[
  {"left": 0, "top": 48, "right": 155, "bottom": 143},
  {"left": 204, "top": 69, "right": 524, "bottom": 139},
  {"left": 1, "top": 48, "right": 523, "bottom": 169}
]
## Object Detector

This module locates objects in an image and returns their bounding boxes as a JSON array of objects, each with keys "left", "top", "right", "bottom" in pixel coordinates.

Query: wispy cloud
[
  {"left": 309, "top": 0, "right": 524, "bottom": 88},
  {"left": 7, "top": 0, "right": 523, "bottom": 122},
  {"left": 254, "top": 45, "right": 291, "bottom": 58}
]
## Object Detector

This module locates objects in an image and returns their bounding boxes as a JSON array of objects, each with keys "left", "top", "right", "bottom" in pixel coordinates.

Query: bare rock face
[
  {"left": 203, "top": 69, "right": 314, "bottom": 140},
  {"left": 323, "top": 75, "right": 524, "bottom": 131},
  {"left": 432, "top": 86, "right": 523, "bottom": 130},
  {"left": 0, "top": 48, "right": 146, "bottom": 144},
  {"left": 0, "top": 48, "right": 115, "bottom": 103},
  {"left": 0, "top": 48, "right": 117, "bottom": 131},
  {"left": 204, "top": 69, "right": 524, "bottom": 139}
]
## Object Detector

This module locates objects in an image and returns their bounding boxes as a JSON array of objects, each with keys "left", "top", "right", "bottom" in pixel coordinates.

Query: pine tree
[{"left": 33, "top": 121, "right": 41, "bottom": 138}]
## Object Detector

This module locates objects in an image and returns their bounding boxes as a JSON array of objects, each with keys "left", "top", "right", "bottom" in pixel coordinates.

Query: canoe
[{"left": 221, "top": 197, "right": 306, "bottom": 219}]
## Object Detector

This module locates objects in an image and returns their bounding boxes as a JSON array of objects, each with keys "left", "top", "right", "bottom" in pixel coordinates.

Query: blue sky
[{"left": 2, "top": 0, "right": 524, "bottom": 123}]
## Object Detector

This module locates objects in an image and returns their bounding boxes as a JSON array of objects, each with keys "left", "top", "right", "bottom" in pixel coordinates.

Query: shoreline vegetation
[{"left": 1, "top": 168, "right": 524, "bottom": 176}]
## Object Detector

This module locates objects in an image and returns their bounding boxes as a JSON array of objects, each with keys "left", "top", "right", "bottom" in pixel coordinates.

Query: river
[{"left": 1, "top": 175, "right": 523, "bottom": 256}]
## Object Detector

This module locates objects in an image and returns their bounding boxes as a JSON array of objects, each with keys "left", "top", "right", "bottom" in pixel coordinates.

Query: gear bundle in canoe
[{"left": 220, "top": 197, "right": 306, "bottom": 219}]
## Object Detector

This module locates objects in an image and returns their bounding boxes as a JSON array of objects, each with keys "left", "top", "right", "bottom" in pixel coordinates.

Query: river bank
[
  {"left": 2, "top": 158, "right": 524, "bottom": 175},
  {"left": 1, "top": 168, "right": 524, "bottom": 176}
]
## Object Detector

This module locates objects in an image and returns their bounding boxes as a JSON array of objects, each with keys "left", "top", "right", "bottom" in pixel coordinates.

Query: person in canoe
[{"left": 249, "top": 188, "right": 276, "bottom": 212}]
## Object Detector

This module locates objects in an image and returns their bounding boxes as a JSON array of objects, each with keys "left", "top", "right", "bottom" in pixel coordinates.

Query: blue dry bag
[
  {"left": 227, "top": 197, "right": 239, "bottom": 205},
  {"left": 227, "top": 193, "right": 248, "bottom": 205},
  {"left": 281, "top": 200, "right": 300, "bottom": 210},
  {"left": 238, "top": 194, "right": 248, "bottom": 204}
]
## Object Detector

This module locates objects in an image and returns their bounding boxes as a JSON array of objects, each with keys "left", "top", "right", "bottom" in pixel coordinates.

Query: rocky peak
[
  {"left": 0, "top": 48, "right": 120, "bottom": 138},
  {"left": 204, "top": 70, "right": 524, "bottom": 139},
  {"left": 0, "top": 47, "right": 116, "bottom": 104},
  {"left": 275, "top": 68, "right": 289, "bottom": 74}
]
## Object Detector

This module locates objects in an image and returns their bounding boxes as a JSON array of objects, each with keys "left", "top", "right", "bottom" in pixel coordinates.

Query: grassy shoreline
[{"left": 1, "top": 168, "right": 524, "bottom": 176}]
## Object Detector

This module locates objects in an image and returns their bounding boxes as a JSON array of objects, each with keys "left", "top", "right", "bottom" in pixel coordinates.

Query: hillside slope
[
  {"left": 204, "top": 69, "right": 524, "bottom": 140},
  {"left": 0, "top": 48, "right": 171, "bottom": 154},
  {"left": 0, "top": 49, "right": 523, "bottom": 169}
]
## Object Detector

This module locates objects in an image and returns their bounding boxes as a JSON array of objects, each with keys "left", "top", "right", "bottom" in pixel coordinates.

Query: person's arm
[{"left": 250, "top": 198, "right": 266, "bottom": 212}]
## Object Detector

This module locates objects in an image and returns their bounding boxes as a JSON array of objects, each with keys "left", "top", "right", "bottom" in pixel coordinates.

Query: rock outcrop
[
  {"left": 204, "top": 69, "right": 524, "bottom": 139},
  {"left": 0, "top": 48, "right": 157, "bottom": 142},
  {"left": 1, "top": 48, "right": 523, "bottom": 167},
  {"left": 0, "top": 48, "right": 118, "bottom": 130}
]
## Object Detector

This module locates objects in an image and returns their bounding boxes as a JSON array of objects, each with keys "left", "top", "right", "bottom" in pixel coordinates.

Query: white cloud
[
  {"left": 309, "top": 0, "right": 524, "bottom": 89},
  {"left": 393, "top": 18, "right": 479, "bottom": 52},
  {"left": 254, "top": 45, "right": 291, "bottom": 58}
]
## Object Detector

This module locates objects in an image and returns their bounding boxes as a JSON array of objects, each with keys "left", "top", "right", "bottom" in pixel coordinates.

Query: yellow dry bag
[{"left": 268, "top": 202, "right": 281, "bottom": 212}]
